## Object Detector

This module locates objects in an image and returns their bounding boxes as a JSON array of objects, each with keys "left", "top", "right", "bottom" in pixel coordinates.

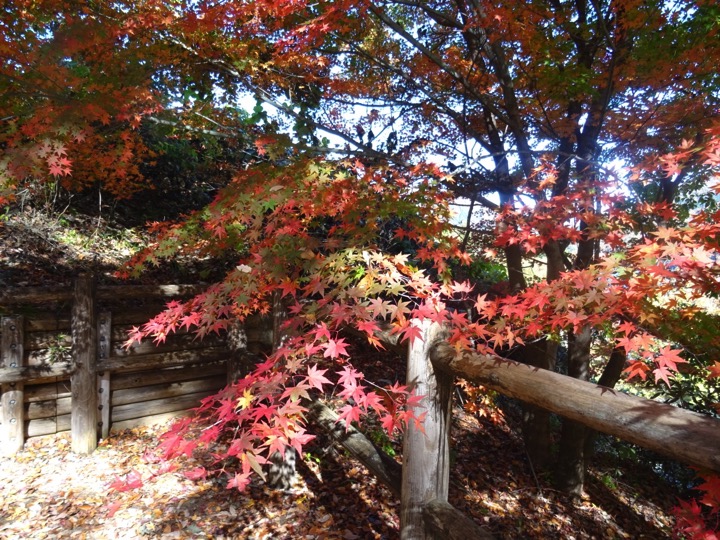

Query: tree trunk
[
  {"left": 422, "top": 500, "right": 494, "bottom": 540},
  {"left": 583, "top": 347, "right": 627, "bottom": 460},
  {"left": 266, "top": 292, "right": 296, "bottom": 489},
  {"left": 510, "top": 338, "right": 556, "bottom": 470},
  {"left": 513, "top": 240, "right": 564, "bottom": 470},
  {"left": 556, "top": 325, "right": 592, "bottom": 496},
  {"left": 226, "top": 322, "right": 258, "bottom": 384},
  {"left": 307, "top": 399, "right": 495, "bottom": 539},
  {"left": 306, "top": 400, "right": 403, "bottom": 497}
]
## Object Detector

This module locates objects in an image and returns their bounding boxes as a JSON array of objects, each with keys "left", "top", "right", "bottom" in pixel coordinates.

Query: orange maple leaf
[{"left": 708, "top": 361, "right": 720, "bottom": 379}]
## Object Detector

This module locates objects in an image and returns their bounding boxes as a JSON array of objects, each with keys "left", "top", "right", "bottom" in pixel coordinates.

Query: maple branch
[
  {"left": 322, "top": 34, "right": 496, "bottom": 156},
  {"left": 306, "top": 399, "right": 402, "bottom": 496},
  {"left": 308, "top": 400, "right": 494, "bottom": 539},
  {"left": 145, "top": 115, "right": 237, "bottom": 139},
  {"left": 460, "top": 197, "right": 476, "bottom": 251},
  {"left": 451, "top": 0, "right": 537, "bottom": 180},
  {"left": 162, "top": 35, "right": 407, "bottom": 166},
  {"left": 390, "top": 0, "right": 463, "bottom": 29},
  {"left": 657, "top": 137, "right": 703, "bottom": 205},
  {"left": 369, "top": 2, "right": 513, "bottom": 127}
]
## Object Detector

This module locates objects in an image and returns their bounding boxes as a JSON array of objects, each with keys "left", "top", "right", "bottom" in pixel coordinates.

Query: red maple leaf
[
  {"left": 707, "top": 361, "right": 720, "bottom": 379},
  {"left": 323, "top": 337, "right": 349, "bottom": 358},
  {"left": 400, "top": 323, "right": 424, "bottom": 343},
  {"left": 304, "top": 364, "right": 331, "bottom": 391},
  {"left": 623, "top": 360, "right": 650, "bottom": 381},
  {"left": 356, "top": 319, "right": 380, "bottom": 337},
  {"left": 109, "top": 469, "right": 143, "bottom": 492},
  {"left": 697, "top": 475, "right": 720, "bottom": 509},
  {"left": 48, "top": 156, "right": 72, "bottom": 176},
  {"left": 655, "top": 346, "right": 686, "bottom": 373},
  {"left": 279, "top": 278, "right": 298, "bottom": 298},
  {"left": 184, "top": 467, "right": 208, "bottom": 480},
  {"left": 337, "top": 403, "right": 362, "bottom": 427},
  {"left": 653, "top": 365, "right": 674, "bottom": 387}
]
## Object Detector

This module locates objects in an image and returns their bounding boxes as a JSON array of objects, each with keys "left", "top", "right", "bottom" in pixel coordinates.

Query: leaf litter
[
  {"left": 0, "top": 422, "right": 398, "bottom": 540},
  {"left": 0, "top": 401, "right": 681, "bottom": 539}
]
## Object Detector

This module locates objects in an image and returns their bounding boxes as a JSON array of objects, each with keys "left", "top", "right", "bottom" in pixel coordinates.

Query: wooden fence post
[
  {"left": 1, "top": 316, "right": 25, "bottom": 455},
  {"left": 71, "top": 274, "right": 98, "bottom": 454},
  {"left": 400, "top": 320, "right": 453, "bottom": 540},
  {"left": 226, "top": 322, "right": 255, "bottom": 384},
  {"left": 97, "top": 311, "right": 112, "bottom": 439}
]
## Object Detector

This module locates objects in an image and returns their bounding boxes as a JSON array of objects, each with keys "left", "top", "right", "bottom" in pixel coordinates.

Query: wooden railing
[{"left": 399, "top": 321, "right": 720, "bottom": 539}]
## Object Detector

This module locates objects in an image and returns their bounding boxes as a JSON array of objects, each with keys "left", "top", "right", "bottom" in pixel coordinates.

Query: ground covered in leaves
[
  {"left": 0, "top": 207, "right": 229, "bottom": 289},
  {"left": 0, "top": 422, "right": 398, "bottom": 540},
  {"left": 0, "top": 405, "right": 681, "bottom": 540}
]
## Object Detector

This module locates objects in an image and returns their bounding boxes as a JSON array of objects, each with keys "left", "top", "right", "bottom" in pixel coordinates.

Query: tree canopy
[{"left": 2, "top": 0, "right": 720, "bottom": 534}]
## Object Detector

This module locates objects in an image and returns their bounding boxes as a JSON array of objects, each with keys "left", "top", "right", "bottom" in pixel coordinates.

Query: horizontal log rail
[
  {"left": 98, "top": 347, "right": 230, "bottom": 373},
  {"left": 0, "top": 284, "right": 207, "bottom": 305},
  {"left": 429, "top": 342, "right": 720, "bottom": 474},
  {"left": 0, "top": 362, "right": 74, "bottom": 384}
]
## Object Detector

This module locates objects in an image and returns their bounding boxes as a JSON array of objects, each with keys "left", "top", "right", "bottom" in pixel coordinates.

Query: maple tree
[{"left": 2, "top": 0, "right": 720, "bottom": 534}]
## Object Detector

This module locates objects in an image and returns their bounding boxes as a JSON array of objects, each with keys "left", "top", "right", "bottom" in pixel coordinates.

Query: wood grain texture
[
  {"left": 1, "top": 316, "right": 25, "bottom": 455},
  {"left": 431, "top": 343, "right": 720, "bottom": 474},
  {"left": 70, "top": 275, "right": 97, "bottom": 454},
  {"left": 400, "top": 321, "right": 453, "bottom": 540}
]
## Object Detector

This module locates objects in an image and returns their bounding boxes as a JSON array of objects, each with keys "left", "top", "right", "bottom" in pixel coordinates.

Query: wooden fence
[
  {"left": 398, "top": 321, "right": 720, "bottom": 539},
  {"left": 0, "top": 275, "right": 272, "bottom": 455}
]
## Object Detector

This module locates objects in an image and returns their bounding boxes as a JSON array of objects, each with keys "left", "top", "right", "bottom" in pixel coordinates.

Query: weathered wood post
[
  {"left": 71, "top": 274, "right": 98, "bottom": 453},
  {"left": 400, "top": 320, "right": 453, "bottom": 540},
  {"left": 97, "top": 311, "right": 112, "bottom": 439},
  {"left": 227, "top": 321, "right": 258, "bottom": 385},
  {"left": 1, "top": 316, "right": 25, "bottom": 455}
]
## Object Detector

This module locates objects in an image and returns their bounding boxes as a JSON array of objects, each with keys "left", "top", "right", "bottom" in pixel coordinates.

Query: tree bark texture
[
  {"left": 583, "top": 347, "right": 628, "bottom": 460},
  {"left": 306, "top": 400, "right": 403, "bottom": 497},
  {"left": 508, "top": 338, "right": 556, "bottom": 470},
  {"left": 556, "top": 325, "right": 592, "bottom": 495}
]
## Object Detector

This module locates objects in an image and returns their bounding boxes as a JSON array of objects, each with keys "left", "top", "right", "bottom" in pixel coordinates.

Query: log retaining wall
[{"left": 0, "top": 276, "right": 271, "bottom": 455}]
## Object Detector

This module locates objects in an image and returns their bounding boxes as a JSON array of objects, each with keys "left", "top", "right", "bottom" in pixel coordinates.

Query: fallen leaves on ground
[
  {"left": 0, "top": 403, "right": 681, "bottom": 539},
  {"left": 450, "top": 407, "right": 678, "bottom": 539},
  {"left": 0, "top": 424, "right": 398, "bottom": 539}
]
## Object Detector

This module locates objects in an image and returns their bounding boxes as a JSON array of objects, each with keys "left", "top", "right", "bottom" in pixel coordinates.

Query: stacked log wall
[{"left": 0, "top": 283, "right": 272, "bottom": 452}]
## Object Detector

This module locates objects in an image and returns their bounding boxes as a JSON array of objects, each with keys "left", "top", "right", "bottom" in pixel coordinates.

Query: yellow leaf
[{"left": 237, "top": 389, "right": 253, "bottom": 410}]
